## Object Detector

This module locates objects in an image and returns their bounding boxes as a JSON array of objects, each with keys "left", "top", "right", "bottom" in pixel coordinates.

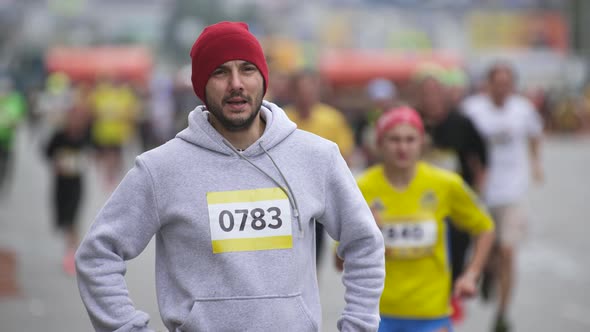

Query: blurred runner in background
[
  {"left": 443, "top": 68, "right": 470, "bottom": 110},
  {"left": 284, "top": 69, "right": 355, "bottom": 269},
  {"left": 337, "top": 106, "right": 494, "bottom": 332},
  {"left": 33, "top": 72, "right": 74, "bottom": 142},
  {"left": 0, "top": 76, "right": 27, "bottom": 198},
  {"left": 414, "top": 72, "right": 488, "bottom": 324},
  {"left": 141, "top": 71, "right": 176, "bottom": 151},
  {"left": 462, "top": 62, "right": 544, "bottom": 332},
  {"left": 266, "top": 69, "right": 292, "bottom": 108},
  {"left": 44, "top": 106, "right": 91, "bottom": 275},
  {"left": 88, "top": 77, "right": 141, "bottom": 190},
  {"left": 355, "top": 78, "right": 399, "bottom": 168},
  {"left": 172, "top": 65, "right": 200, "bottom": 133}
]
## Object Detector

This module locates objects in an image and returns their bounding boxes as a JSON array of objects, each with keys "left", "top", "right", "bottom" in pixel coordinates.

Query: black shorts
[{"left": 53, "top": 176, "right": 82, "bottom": 230}]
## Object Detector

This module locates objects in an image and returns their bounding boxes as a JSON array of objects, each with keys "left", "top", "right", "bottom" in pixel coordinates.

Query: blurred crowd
[{"left": 1, "top": 55, "right": 590, "bottom": 195}]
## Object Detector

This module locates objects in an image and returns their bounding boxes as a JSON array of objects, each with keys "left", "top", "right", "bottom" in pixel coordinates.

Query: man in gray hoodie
[{"left": 75, "top": 21, "right": 385, "bottom": 332}]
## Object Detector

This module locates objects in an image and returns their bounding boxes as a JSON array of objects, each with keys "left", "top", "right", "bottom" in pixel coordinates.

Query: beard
[{"left": 206, "top": 90, "right": 264, "bottom": 132}]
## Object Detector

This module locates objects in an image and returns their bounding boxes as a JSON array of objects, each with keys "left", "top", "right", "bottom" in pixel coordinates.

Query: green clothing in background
[{"left": 0, "top": 92, "right": 26, "bottom": 149}]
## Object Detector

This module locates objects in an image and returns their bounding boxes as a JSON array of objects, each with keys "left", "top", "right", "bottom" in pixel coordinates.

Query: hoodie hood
[{"left": 177, "top": 100, "right": 297, "bottom": 157}]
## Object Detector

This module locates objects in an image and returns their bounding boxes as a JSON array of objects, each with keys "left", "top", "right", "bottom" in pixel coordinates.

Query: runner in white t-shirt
[{"left": 461, "top": 62, "right": 543, "bottom": 332}]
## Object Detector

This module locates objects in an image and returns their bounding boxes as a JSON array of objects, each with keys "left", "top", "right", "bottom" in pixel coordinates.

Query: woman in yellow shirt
[{"left": 338, "top": 106, "right": 495, "bottom": 332}]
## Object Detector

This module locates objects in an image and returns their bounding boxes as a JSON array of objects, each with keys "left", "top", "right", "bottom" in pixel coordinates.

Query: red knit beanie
[
  {"left": 376, "top": 106, "right": 424, "bottom": 143},
  {"left": 189, "top": 21, "right": 269, "bottom": 102}
]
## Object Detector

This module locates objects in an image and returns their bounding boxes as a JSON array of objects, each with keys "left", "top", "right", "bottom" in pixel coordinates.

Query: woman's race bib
[{"left": 381, "top": 219, "right": 437, "bottom": 259}]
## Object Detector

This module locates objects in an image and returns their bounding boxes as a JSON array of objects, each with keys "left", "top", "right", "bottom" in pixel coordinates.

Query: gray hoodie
[{"left": 76, "top": 101, "right": 385, "bottom": 332}]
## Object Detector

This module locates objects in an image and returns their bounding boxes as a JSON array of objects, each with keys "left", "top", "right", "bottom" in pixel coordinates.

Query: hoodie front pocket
[{"left": 177, "top": 293, "right": 317, "bottom": 332}]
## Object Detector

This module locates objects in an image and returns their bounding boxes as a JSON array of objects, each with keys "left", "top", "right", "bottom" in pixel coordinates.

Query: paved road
[{"left": 1, "top": 126, "right": 589, "bottom": 331}]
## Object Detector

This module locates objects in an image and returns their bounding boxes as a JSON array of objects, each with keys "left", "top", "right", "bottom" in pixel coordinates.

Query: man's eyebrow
[{"left": 214, "top": 64, "right": 230, "bottom": 70}]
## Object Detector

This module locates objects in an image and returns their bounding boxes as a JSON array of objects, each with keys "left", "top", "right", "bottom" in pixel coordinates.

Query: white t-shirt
[{"left": 461, "top": 93, "right": 543, "bottom": 207}]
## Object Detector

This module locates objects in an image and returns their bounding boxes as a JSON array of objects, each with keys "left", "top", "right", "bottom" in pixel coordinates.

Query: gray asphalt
[{"left": 1, "top": 125, "right": 589, "bottom": 332}]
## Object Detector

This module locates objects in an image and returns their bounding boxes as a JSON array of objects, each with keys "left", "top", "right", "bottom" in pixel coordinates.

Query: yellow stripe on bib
[
  {"left": 207, "top": 187, "right": 287, "bottom": 204},
  {"left": 212, "top": 235, "right": 293, "bottom": 253}
]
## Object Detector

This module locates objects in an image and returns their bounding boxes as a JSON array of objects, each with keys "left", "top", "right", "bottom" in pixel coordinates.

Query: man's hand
[{"left": 453, "top": 271, "right": 479, "bottom": 299}]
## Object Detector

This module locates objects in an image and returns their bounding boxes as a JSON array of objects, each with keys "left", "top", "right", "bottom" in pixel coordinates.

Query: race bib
[
  {"left": 56, "top": 149, "right": 85, "bottom": 176},
  {"left": 382, "top": 220, "right": 437, "bottom": 259},
  {"left": 207, "top": 188, "right": 293, "bottom": 254}
]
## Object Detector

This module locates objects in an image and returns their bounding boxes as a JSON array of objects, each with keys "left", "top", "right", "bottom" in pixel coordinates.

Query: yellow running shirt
[
  {"left": 356, "top": 162, "right": 493, "bottom": 318},
  {"left": 284, "top": 103, "right": 354, "bottom": 158},
  {"left": 89, "top": 83, "right": 140, "bottom": 146}
]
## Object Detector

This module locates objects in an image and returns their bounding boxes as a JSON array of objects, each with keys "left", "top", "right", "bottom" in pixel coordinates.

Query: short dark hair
[
  {"left": 486, "top": 61, "right": 517, "bottom": 83},
  {"left": 290, "top": 68, "right": 319, "bottom": 91}
]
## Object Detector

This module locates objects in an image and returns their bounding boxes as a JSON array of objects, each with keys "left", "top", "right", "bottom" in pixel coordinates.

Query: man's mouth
[{"left": 225, "top": 97, "right": 248, "bottom": 106}]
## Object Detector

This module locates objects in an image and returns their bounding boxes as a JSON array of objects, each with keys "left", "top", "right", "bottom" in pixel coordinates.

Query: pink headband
[{"left": 375, "top": 106, "right": 424, "bottom": 142}]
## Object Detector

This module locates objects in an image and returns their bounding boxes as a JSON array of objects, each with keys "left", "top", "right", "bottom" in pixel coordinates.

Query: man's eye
[
  {"left": 212, "top": 69, "right": 226, "bottom": 76},
  {"left": 243, "top": 66, "right": 257, "bottom": 72}
]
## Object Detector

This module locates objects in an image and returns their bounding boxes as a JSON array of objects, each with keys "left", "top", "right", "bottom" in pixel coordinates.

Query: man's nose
[{"left": 229, "top": 70, "right": 244, "bottom": 91}]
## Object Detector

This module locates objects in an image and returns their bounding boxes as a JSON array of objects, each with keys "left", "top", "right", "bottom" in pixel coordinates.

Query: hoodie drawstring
[{"left": 222, "top": 140, "right": 303, "bottom": 234}]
